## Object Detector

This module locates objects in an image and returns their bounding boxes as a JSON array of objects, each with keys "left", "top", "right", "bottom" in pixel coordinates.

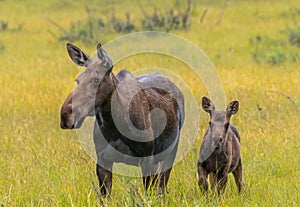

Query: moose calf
[{"left": 197, "top": 96, "right": 245, "bottom": 194}]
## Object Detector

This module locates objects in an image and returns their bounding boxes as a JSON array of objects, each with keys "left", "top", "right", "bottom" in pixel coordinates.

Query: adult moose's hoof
[{"left": 198, "top": 177, "right": 208, "bottom": 192}]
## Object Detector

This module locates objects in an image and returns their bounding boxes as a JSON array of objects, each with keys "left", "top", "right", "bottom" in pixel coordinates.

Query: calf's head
[
  {"left": 202, "top": 96, "right": 239, "bottom": 149},
  {"left": 60, "top": 43, "right": 114, "bottom": 129}
]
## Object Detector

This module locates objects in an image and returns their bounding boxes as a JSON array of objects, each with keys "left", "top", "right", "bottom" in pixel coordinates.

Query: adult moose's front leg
[
  {"left": 96, "top": 163, "right": 112, "bottom": 197},
  {"left": 197, "top": 162, "right": 208, "bottom": 192}
]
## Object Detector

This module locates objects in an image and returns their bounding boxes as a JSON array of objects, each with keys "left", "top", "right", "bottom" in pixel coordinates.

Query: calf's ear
[
  {"left": 66, "top": 43, "right": 91, "bottom": 67},
  {"left": 226, "top": 100, "right": 239, "bottom": 116},
  {"left": 202, "top": 96, "right": 215, "bottom": 114}
]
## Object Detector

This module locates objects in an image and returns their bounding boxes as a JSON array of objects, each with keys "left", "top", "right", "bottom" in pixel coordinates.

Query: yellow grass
[{"left": 0, "top": 0, "right": 299, "bottom": 206}]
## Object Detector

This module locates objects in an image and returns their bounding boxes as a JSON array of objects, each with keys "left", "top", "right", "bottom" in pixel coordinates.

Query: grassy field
[{"left": 0, "top": 0, "right": 299, "bottom": 206}]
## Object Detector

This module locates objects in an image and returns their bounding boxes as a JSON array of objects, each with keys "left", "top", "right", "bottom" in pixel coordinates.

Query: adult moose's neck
[
  {"left": 98, "top": 70, "right": 148, "bottom": 129},
  {"left": 100, "top": 72, "right": 119, "bottom": 115}
]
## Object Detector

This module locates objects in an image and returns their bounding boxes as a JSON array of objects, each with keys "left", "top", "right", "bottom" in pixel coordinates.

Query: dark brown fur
[
  {"left": 197, "top": 96, "right": 245, "bottom": 194},
  {"left": 60, "top": 43, "right": 184, "bottom": 196}
]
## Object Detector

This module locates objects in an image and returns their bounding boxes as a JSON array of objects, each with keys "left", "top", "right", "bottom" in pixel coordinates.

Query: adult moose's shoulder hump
[
  {"left": 197, "top": 96, "right": 245, "bottom": 194},
  {"left": 60, "top": 43, "right": 185, "bottom": 196}
]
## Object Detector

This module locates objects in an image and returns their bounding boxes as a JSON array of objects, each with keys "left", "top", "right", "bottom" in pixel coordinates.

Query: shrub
[
  {"left": 288, "top": 26, "right": 300, "bottom": 47},
  {"left": 0, "top": 41, "right": 4, "bottom": 53},
  {"left": 0, "top": 20, "right": 8, "bottom": 32},
  {"left": 48, "top": 1, "right": 192, "bottom": 44},
  {"left": 0, "top": 20, "right": 23, "bottom": 32},
  {"left": 139, "top": 0, "right": 191, "bottom": 32},
  {"left": 249, "top": 35, "right": 287, "bottom": 65}
]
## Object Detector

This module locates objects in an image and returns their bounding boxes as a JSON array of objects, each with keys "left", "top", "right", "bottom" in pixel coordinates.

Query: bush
[
  {"left": 48, "top": 1, "right": 192, "bottom": 44},
  {"left": 0, "top": 41, "right": 4, "bottom": 53},
  {"left": 250, "top": 35, "right": 287, "bottom": 65},
  {"left": 0, "top": 20, "right": 8, "bottom": 32},
  {"left": 288, "top": 26, "right": 300, "bottom": 47},
  {"left": 0, "top": 20, "right": 23, "bottom": 32},
  {"left": 249, "top": 34, "right": 300, "bottom": 64},
  {"left": 139, "top": 0, "right": 191, "bottom": 32}
]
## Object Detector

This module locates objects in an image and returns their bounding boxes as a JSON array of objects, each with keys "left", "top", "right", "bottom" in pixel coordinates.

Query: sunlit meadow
[{"left": 0, "top": 0, "right": 299, "bottom": 206}]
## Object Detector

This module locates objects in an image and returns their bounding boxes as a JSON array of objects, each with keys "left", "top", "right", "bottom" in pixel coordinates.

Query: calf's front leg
[
  {"left": 209, "top": 173, "right": 217, "bottom": 191},
  {"left": 197, "top": 162, "right": 208, "bottom": 191},
  {"left": 216, "top": 169, "right": 228, "bottom": 194}
]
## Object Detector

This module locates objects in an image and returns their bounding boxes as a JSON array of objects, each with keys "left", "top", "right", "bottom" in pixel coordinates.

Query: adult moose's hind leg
[
  {"left": 141, "top": 160, "right": 160, "bottom": 193},
  {"left": 232, "top": 159, "right": 245, "bottom": 193},
  {"left": 158, "top": 167, "right": 172, "bottom": 194},
  {"left": 142, "top": 174, "right": 158, "bottom": 193},
  {"left": 141, "top": 157, "right": 159, "bottom": 193},
  {"left": 157, "top": 130, "right": 180, "bottom": 194},
  {"left": 96, "top": 163, "right": 113, "bottom": 197}
]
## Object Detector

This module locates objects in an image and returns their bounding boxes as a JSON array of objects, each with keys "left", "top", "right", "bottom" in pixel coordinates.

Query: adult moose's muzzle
[{"left": 60, "top": 92, "right": 75, "bottom": 129}]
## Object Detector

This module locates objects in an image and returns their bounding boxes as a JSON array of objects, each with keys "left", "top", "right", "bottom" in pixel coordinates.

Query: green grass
[{"left": 0, "top": 0, "right": 300, "bottom": 206}]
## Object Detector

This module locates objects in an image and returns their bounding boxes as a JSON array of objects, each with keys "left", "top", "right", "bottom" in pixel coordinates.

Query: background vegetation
[{"left": 0, "top": 0, "right": 299, "bottom": 206}]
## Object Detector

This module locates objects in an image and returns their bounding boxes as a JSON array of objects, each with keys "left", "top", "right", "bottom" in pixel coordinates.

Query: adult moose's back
[{"left": 60, "top": 43, "right": 185, "bottom": 196}]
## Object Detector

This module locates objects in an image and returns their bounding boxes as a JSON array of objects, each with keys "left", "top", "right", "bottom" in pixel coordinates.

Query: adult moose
[
  {"left": 197, "top": 97, "right": 245, "bottom": 194},
  {"left": 60, "top": 43, "right": 184, "bottom": 196}
]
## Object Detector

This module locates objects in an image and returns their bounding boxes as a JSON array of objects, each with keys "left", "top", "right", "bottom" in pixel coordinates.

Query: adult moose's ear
[
  {"left": 202, "top": 96, "right": 215, "bottom": 114},
  {"left": 226, "top": 100, "right": 239, "bottom": 116},
  {"left": 66, "top": 43, "right": 91, "bottom": 67},
  {"left": 96, "top": 43, "right": 113, "bottom": 70}
]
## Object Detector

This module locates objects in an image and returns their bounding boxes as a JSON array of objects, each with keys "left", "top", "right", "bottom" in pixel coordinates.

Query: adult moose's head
[{"left": 60, "top": 43, "right": 114, "bottom": 129}]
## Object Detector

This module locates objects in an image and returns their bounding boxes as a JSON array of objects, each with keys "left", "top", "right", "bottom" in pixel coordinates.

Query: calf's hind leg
[{"left": 232, "top": 159, "right": 245, "bottom": 193}]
